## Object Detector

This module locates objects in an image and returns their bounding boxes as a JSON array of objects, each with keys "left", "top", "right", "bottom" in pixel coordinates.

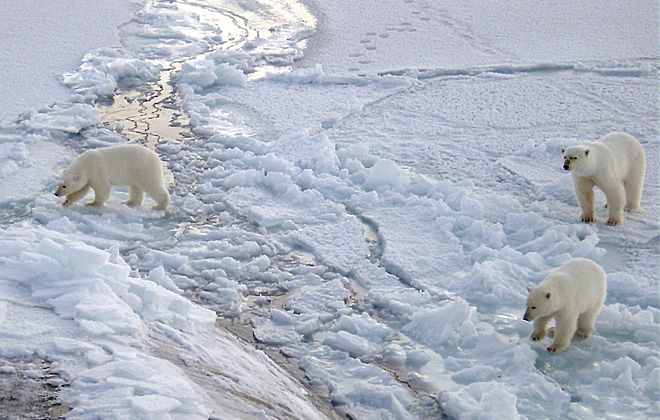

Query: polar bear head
[
  {"left": 523, "top": 283, "right": 560, "bottom": 321},
  {"left": 55, "top": 158, "right": 88, "bottom": 197},
  {"left": 561, "top": 145, "right": 596, "bottom": 177}
]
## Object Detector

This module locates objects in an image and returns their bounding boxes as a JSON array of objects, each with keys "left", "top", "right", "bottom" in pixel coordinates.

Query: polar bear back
[
  {"left": 546, "top": 258, "right": 607, "bottom": 312},
  {"left": 88, "top": 144, "right": 164, "bottom": 187},
  {"left": 597, "top": 132, "right": 645, "bottom": 179}
]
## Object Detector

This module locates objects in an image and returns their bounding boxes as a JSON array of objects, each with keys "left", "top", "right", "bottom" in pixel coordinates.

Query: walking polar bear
[
  {"left": 562, "top": 132, "right": 645, "bottom": 226},
  {"left": 523, "top": 258, "right": 607, "bottom": 353},
  {"left": 55, "top": 144, "right": 170, "bottom": 210}
]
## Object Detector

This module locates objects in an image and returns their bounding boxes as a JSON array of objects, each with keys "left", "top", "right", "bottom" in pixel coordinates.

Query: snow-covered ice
[
  {"left": 0, "top": 0, "right": 658, "bottom": 418},
  {"left": 0, "top": 0, "right": 139, "bottom": 123}
]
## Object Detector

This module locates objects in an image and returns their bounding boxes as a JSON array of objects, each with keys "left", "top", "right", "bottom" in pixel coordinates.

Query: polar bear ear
[
  {"left": 545, "top": 292, "right": 551, "bottom": 299},
  {"left": 73, "top": 175, "right": 81, "bottom": 182},
  {"left": 526, "top": 286, "right": 533, "bottom": 293},
  {"left": 584, "top": 149, "right": 590, "bottom": 156},
  {"left": 560, "top": 148, "right": 565, "bottom": 154}
]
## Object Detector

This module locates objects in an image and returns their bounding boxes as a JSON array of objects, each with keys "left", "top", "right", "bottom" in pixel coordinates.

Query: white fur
[
  {"left": 523, "top": 258, "right": 607, "bottom": 353},
  {"left": 55, "top": 144, "right": 170, "bottom": 210},
  {"left": 561, "top": 132, "right": 645, "bottom": 225}
]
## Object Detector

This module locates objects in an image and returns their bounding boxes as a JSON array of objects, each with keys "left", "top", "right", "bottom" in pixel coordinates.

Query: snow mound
[
  {"left": 63, "top": 48, "right": 160, "bottom": 103},
  {"left": 120, "top": 1, "right": 224, "bottom": 60},
  {"left": 178, "top": 60, "right": 247, "bottom": 91},
  {"left": 19, "top": 104, "right": 100, "bottom": 135},
  {"left": 0, "top": 224, "right": 215, "bottom": 418},
  {"left": 0, "top": 138, "right": 69, "bottom": 205}
]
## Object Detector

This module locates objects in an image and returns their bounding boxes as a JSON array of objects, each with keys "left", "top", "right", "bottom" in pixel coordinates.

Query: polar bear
[
  {"left": 561, "top": 132, "right": 645, "bottom": 226},
  {"left": 55, "top": 144, "right": 170, "bottom": 210},
  {"left": 523, "top": 258, "right": 607, "bottom": 353}
]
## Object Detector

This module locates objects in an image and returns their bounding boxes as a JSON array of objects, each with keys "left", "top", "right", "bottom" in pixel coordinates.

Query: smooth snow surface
[
  {"left": 0, "top": 0, "right": 140, "bottom": 123},
  {"left": 0, "top": 0, "right": 658, "bottom": 419}
]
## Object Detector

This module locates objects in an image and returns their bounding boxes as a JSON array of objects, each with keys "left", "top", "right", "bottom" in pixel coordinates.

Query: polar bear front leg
[
  {"left": 573, "top": 177, "right": 595, "bottom": 223},
  {"left": 603, "top": 183, "right": 625, "bottom": 226},
  {"left": 63, "top": 184, "right": 90, "bottom": 207},
  {"left": 547, "top": 312, "right": 577, "bottom": 353},
  {"left": 530, "top": 315, "right": 552, "bottom": 341},
  {"left": 86, "top": 183, "right": 111, "bottom": 208}
]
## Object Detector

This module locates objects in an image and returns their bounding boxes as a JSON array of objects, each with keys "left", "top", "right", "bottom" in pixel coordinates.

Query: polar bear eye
[
  {"left": 531, "top": 306, "right": 536, "bottom": 310},
  {"left": 62, "top": 185, "right": 67, "bottom": 189}
]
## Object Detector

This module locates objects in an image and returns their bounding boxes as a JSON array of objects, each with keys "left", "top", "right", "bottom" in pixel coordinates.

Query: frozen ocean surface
[
  {"left": 0, "top": 0, "right": 658, "bottom": 418},
  {"left": 0, "top": 0, "right": 140, "bottom": 123}
]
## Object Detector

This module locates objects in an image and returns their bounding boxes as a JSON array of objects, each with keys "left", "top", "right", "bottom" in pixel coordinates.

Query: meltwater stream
[
  {"left": 91, "top": 0, "right": 449, "bottom": 417},
  {"left": 95, "top": 0, "right": 345, "bottom": 417}
]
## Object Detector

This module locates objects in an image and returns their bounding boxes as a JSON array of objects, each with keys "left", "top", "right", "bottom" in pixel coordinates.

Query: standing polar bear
[
  {"left": 55, "top": 144, "right": 170, "bottom": 210},
  {"left": 562, "top": 132, "right": 645, "bottom": 226},
  {"left": 523, "top": 258, "right": 607, "bottom": 353}
]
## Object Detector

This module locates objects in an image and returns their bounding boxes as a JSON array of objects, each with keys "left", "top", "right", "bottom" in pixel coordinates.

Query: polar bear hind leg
[
  {"left": 123, "top": 186, "right": 145, "bottom": 208},
  {"left": 603, "top": 183, "right": 625, "bottom": 225},
  {"left": 146, "top": 185, "right": 169, "bottom": 211},
  {"left": 623, "top": 169, "right": 644, "bottom": 212},
  {"left": 578, "top": 278, "right": 605, "bottom": 339},
  {"left": 576, "top": 309, "right": 598, "bottom": 339}
]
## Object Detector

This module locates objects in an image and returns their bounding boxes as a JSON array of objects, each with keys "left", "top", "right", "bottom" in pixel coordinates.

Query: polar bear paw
[
  {"left": 546, "top": 342, "right": 567, "bottom": 353},
  {"left": 576, "top": 328, "right": 594, "bottom": 339},
  {"left": 580, "top": 214, "right": 596, "bottom": 223},
  {"left": 530, "top": 330, "right": 546, "bottom": 341},
  {"left": 606, "top": 217, "right": 622, "bottom": 226},
  {"left": 122, "top": 200, "right": 141, "bottom": 208}
]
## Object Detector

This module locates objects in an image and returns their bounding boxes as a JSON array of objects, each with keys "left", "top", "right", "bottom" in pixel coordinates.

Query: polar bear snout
[
  {"left": 55, "top": 181, "right": 75, "bottom": 197},
  {"left": 563, "top": 161, "right": 570, "bottom": 170}
]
